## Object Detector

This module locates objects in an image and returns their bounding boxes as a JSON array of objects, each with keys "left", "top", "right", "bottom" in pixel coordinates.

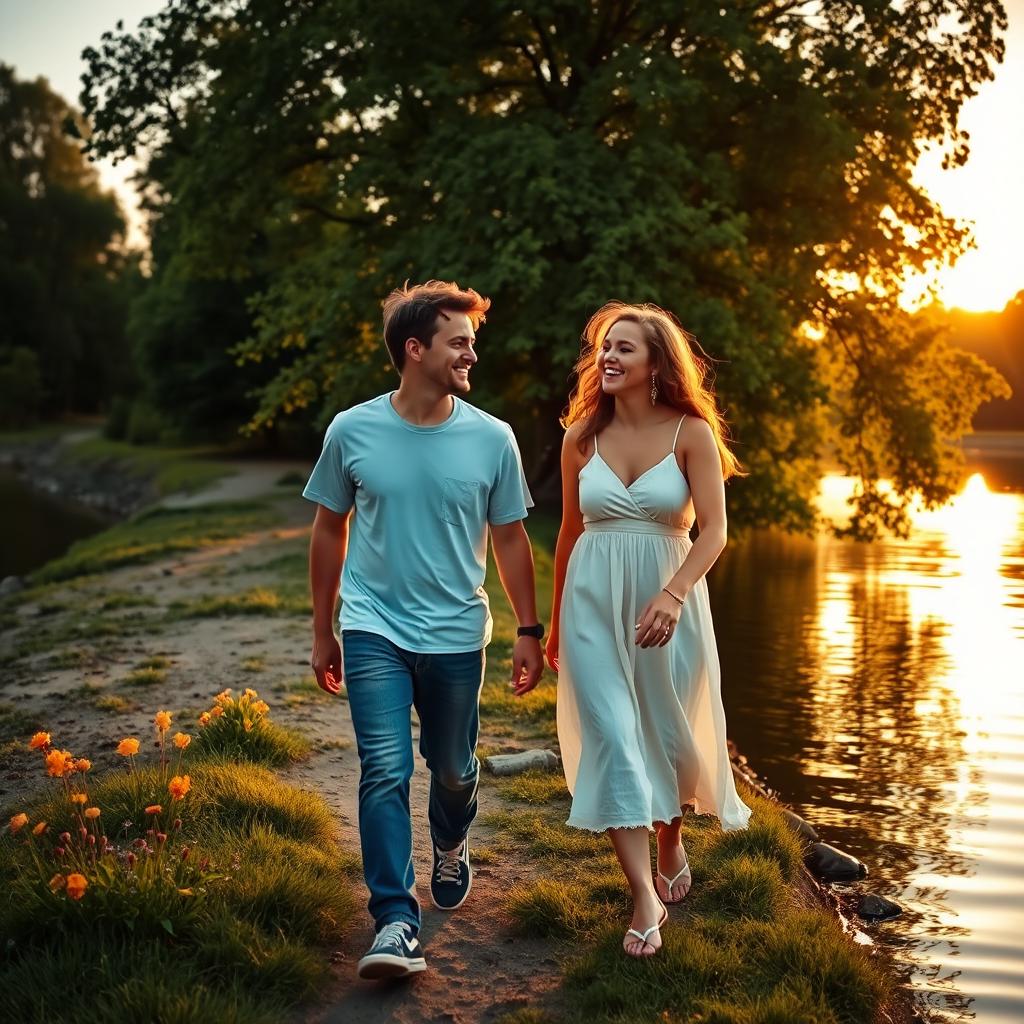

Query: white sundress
[{"left": 556, "top": 417, "right": 752, "bottom": 832}]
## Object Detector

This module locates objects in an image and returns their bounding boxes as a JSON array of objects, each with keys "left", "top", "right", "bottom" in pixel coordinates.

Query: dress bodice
[{"left": 578, "top": 418, "right": 692, "bottom": 530}]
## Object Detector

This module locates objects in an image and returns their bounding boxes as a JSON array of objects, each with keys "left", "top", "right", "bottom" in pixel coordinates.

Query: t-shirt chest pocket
[{"left": 441, "top": 477, "right": 486, "bottom": 528}]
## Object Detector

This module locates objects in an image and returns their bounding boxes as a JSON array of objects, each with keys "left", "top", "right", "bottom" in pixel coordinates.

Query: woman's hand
[
  {"left": 635, "top": 589, "right": 684, "bottom": 648},
  {"left": 545, "top": 631, "right": 559, "bottom": 672}
]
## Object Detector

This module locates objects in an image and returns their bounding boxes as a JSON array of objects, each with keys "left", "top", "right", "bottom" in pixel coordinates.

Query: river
[{"left": 712, "top": 435, "right": 1024, "bottom": 1023}]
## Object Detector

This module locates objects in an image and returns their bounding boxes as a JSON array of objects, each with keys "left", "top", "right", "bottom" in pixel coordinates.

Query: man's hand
[
  {"left": 311, "top": 631, "right": 344, "bottom": 695},
  {"left": 510, "top": 636, "right": 544, "bottom": 697}
]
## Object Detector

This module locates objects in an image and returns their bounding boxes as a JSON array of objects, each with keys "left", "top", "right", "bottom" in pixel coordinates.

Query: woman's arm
[
  {"left": 546, "top": 425, "right": 587, "bottom": 670},
  {"left": 635, "top": 417, "right": 727, "bottom": 648}
]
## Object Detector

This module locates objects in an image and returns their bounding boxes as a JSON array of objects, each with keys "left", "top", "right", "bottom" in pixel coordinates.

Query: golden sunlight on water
[{"left": 812, "top": 471, "right": 1024, "bottom": 1021}]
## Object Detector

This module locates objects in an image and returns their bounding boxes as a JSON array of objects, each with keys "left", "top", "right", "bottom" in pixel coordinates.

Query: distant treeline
[{"left": 935, "top": 296, "right": 1024, "bottom": 430}]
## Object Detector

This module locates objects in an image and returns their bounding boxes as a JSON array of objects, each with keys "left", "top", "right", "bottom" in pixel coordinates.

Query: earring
[{"left": 650, "top": 373, "right": 658, "bottom": 406}]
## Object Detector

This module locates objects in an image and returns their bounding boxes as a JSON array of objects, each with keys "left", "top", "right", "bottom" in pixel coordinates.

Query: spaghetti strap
[
  {"left": 594, "top": 431, "right": 600, "bottom": 454},
  {"left": 671, "top": 415, "right": 686, "bottom": 452}
]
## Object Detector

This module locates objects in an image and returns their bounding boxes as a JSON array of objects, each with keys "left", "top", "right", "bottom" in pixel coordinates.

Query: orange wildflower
[
  {"left": 116, "top": 738, "right": 140, "bottom": 757},
  {"left": 65, "top": 873, "right": 88, "bottom": 900},
  {"left": 154, "top": 710, "right": 172, "bottom": 732},
  {"left": 45, "top": 749, "right": 73, "bottom": 777},
  {"left": 84, "top": 807, "right": 101, "bottom": 820},
  {"left": 145, "top": 805, "right": 162, "bottom": 815},
  {"left": 210, "top": 706, "right": 224, "bottom": 718},
  {"left": 9, "top": 812, "right": 28, "bottom": 833},
  {"left": 75, "top": 758, "right": 91, "bottom": 772},
  {"left": 71, "top": 793, "right": 87, "bottom": 805},
  {"left": 168, "top": 775, "right": 191, "bottom": 801},
  {"left": 48, "top": 873, "right": 66, "bottom": 892},
  {"left": 213, "top": 689, "right": 232, "bottom": 707},
  {"left": 29, "top": 732, "right": 51, "bottom": 750},
  {"left": 198, "top": 712, "right": 211, "bottom": 726},
  {"left": 32, "top": 821, "right": 47, "bottom": 836},
  {"left": 243, "top": 719, "right": 253, "bottom": 732},
  {"left": 172, "top": 732, "right": 191, "bottom": 750},
  {"left": 243, "top": 688, "right": 258, "bottom": 700},
  {"left": 253, "top": 700, "right": 270, "bottom": 717}
]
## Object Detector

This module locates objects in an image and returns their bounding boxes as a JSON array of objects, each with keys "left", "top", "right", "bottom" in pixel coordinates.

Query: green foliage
[
  {"left": 80, "top": 2, "right": 1010, "bottom": 535},
  {"left": 0, "top": 64, "right": 134, "bottom": 424}
]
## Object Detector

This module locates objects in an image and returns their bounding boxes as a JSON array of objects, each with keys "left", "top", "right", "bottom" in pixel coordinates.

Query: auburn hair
[
  {"left": 562, "top": 301, "right": 744, "bottom": 480},
  {"left": 381, "top": 280, "right": 491, "bottom": 371}
]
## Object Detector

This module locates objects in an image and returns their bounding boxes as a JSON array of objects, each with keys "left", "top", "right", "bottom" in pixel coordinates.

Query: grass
[
  {"left": 0, "top": 759, "right": 356, "bottom": 1023},
  {"left": 193, "top": 717, "right": 312, "bottom": 768},
  {"left": 30, "top": 502, "right": 281, "bottom": 584},
  {"left": 59, "top": 436, "right": 238, "bottom": 497},
  {"left": 273, "top": 675, "right": 335, "bottom": 707},
  {"left": 170, "top": 586, "right": 309, "bottom": 619},
  {"left": 495, "top": 768, "right": 570, "bottom": 806},
  {"left": 496, "top": 792, "right": 891, "bottom": 1024},
  {"left": 122, "top": 666, "right": 167, "bottom": 687}
]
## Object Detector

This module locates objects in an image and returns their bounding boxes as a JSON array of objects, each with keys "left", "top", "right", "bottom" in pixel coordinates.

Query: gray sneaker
[{"left": 357, "top": 922, "right": 426, "bottom": 980}]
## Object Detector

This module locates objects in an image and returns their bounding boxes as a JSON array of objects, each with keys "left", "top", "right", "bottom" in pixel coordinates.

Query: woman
[{"left": 546, "top": 301, "right": 751, "bottom": 958}]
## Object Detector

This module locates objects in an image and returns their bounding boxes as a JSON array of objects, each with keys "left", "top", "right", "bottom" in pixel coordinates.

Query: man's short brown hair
[{"left": 381, "top": 280, "right": 491, "bottom": 372}]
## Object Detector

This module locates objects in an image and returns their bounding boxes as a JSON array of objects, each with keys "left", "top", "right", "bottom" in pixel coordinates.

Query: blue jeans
[{"left": 341, "top": 629, "right": 484, "bottom": 933}]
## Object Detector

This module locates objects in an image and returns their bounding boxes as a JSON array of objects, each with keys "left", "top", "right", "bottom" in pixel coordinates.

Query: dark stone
[
  {"left": 781, "top": 808, "right": 819, "bottom": 841},
  {"left": 0, "top": 575, "right": 24, "bottom": 596},
  {"left": 857, "top": 893, "right": 902, "bottom": 921},
  {"left": 804, "top": 842, "right": 868, "bottom": 881}
]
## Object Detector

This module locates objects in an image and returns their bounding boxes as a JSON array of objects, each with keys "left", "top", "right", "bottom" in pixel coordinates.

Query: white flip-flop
[
  {"left": 656, "top": 851, "right": 692, "bottom": 904},
  {"left": 623, "top": 904, "right": 668, "bottom": 957}
]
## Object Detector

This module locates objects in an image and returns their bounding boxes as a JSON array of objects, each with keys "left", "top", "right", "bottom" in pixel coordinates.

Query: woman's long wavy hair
[{"left": 561, "top": 302, "right": 744, "bottom": 481}]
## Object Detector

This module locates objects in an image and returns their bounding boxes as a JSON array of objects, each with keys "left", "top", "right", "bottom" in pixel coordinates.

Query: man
[{"left": 304, "top": 280, "right": 545, "bottom": 981}]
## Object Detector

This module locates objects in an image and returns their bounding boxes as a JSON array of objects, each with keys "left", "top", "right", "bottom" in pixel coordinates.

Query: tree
[
  {"left": 80, "top": 1, "right": 1009, "bottom": 535},
  {"left": 0, "top": 64, "right": 132, "bottom": 422}
]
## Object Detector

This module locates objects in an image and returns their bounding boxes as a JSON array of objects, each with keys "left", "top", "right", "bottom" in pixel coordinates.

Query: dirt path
[{"left": 1, "top": 484, "right": 567, "bottom": 1024}]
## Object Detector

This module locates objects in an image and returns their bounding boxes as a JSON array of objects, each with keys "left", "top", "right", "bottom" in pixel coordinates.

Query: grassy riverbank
[{"left": 0, "top": 445, "right": 912, "bottom": 1023}]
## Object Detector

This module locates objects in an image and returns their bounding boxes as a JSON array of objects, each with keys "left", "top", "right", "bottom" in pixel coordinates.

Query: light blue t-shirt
[{"left": 302, "top": 393, "right": 533, "bottom": 653}]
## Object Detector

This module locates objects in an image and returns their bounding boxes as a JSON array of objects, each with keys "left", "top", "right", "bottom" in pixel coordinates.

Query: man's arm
[
  {"left": 490, "top": 519, "right": 544, "bottom": 696},
  {"left": 309, "top": 504, "right": 350, "bottom": 694}
]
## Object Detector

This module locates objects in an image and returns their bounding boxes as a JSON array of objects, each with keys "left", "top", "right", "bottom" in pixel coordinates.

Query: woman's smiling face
[{"left": 597, "top": 319, "right": 654, "bottom": 395}]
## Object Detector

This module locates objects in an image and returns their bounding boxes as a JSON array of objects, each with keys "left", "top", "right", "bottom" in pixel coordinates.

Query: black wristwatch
[{"left": 516, "top": 623, "right": 545, "bottom": 640}]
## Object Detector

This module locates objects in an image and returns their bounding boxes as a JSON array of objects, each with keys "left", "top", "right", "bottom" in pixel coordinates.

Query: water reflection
[{"left": 713, "top": 466, "right": 1024, "bottom": 1022}]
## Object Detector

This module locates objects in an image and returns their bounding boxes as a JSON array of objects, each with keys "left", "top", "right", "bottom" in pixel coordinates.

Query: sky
[{"left": 2, "top": 0, "right": 1022, "bottom": 312}]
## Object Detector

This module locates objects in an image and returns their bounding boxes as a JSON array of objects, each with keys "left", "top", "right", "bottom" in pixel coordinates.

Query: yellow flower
[
  {"left": 84, "top": 807, "right": 101, "bottom": 820},
  {"left": 168, "top": 775, "right": 191, "bottom": 801},
  {"left": 172, "top": 732, "right": 191, "bottom": 750},
  {"left": 9, "top": 812, "right": 28, "bottom": 833},
  {"left": 211, "top": 706, "right": 224, "bottom": 718},
  {"left": 32, "top": 821, "right": 47, "bottom": 836},
  {"left": 145, "top": 805, "right": 162, "bottom": 815},
  {"left": 213, "top": 689, "right": 233, "bottom": 707},
  {"left": 71, "top": 793, "right": 87, "bottom": 805},
  {"left": 253, "top": 700, "right": 270, "bottom": 717},
  {"left": 116, "top": 738, "right": 140, "bottom": 757},
  {"left": 29, "top": 732, "right": 51, "bottom": 750},
  {"left": 154, "top": 710, "right": 172, "bottom": 733},
  {"left": 243, "top": 718, "right": 253, "bottom": 732},
  {"left": 65, "top": 873, "right": 88, "bottom": 900},
  {"left": 75, "top": 758, "right": 91, "bottom": 773},
  {"left": 198, "top": 712, "right": 211, "bottom": 726},
  {"left": 49, "top": 873, "right": 66, "bottom": 892},
  {"left": 45, "top": 749, "right": 73, "bottom": 778},
  {"left": 243, "top": 688, "right": 258, "bottom": 700}
]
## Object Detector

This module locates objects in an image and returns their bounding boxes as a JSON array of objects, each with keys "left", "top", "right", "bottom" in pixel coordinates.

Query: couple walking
[{"left": 303, "top": 280, "right": 751, "bottom": 981}]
